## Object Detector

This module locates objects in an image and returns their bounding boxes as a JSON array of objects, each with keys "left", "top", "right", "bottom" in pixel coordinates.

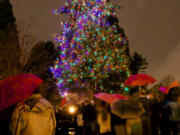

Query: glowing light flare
[{"left": 68, "top": 105, "right": 77, "bottom": 114}]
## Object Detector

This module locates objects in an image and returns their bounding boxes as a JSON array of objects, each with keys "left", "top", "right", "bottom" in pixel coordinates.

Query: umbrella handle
[
  {"left": 22, "top": 101, "right": 25, "bottom": 112},
  {"left": 139, "top": 85, "right": 141, "bottom": 92}
]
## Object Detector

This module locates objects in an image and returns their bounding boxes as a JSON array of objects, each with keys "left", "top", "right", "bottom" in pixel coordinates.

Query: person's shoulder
[
  {"left": 168, "top": 101, "right": 180, "bottom": 107},
  {"left": 31, "top": 98, "right": 54, "bottom": 112},
  {"left": 13, "top": 102, "right": 30, "bottom": 114},
  {"left": 39, "top": 98, "right": 53, "bottom": 108}
]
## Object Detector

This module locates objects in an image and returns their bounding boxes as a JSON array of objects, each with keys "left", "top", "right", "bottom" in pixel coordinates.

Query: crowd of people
[
  {"left": 0, "top": 85, "right": 180, "bottom": 135},
  {"left": 57, "top": 86, "right": 180, "bottom": 135},
  {"left": 54, "top": 86, "right": 179, "bottom": 135}
]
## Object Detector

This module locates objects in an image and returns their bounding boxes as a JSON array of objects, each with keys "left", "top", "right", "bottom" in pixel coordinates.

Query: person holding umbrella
[
  {"left": 0, "top": 74, "right": 56, "bottom": 135},
  {"left": 165, "top": 86, "right": 180, "bottom": 135},
  {"left": 97, "top": 101, "right": 113, "bottom": 135},
  {"left": 125, "top": 73, "right": 156, "bottom": 135}
]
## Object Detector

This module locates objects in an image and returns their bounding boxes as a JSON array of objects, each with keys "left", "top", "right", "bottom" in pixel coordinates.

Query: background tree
[
  {"left": 0, "top": 0, "right": 20, "bottom": 79},
  {"left": 129, "top": 52, "right": 148, "bottom": 74},
  {"left": 0, "top": 0, "right": 60, "bottom": 106},
  {"left": 0, "top": 0, "right": 37, "bottom": 79},
  {"left": 51, "top": 0, "right": 131, "bottom": 95},
  {"left": 16, "top": 19, "right": 37, "bottom": 69},
  {"left": 24, "top": 40, "right": 60, "bottom": 106},
  {"left": 25, "top": 41, "right": 58, "bottom": 78}
]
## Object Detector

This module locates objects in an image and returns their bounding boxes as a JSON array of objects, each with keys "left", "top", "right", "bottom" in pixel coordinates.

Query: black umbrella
[{"left": 111, "top": 99, "right": 145, "bottom": 119}]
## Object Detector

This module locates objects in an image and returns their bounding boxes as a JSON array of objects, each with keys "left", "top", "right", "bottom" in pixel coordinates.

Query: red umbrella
[
  {"left": 0, "top": 74, "right": 43, "bottom": 111},
  {"left": 125, "top": 73, "right": 156, "bottom": 87},
  {"left": 168, "top": 81, "right": 180, "bottom": 89},
  {"left": 95, "top": 93, "right": 128, "bottom": 104}
]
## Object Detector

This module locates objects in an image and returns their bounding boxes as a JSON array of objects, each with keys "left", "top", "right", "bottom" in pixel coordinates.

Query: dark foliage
[
  {"left": 24, "top": 41, "right": 58, "bottom": 79},
  {"left": 0, "top": 0, "right": 20, "bottom": 79},
  {"left": 129, "top": 52, "right": 148, "bottom": 74},
  {"left": 0, "top": 0, "right": 16, "bottom": 30},
  {"left": 23, "top": 40, "right": 60, "bottom": 107}
]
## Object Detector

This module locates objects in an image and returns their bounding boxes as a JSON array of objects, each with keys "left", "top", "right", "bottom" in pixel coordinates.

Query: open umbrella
[
  {"left": 111, "top": 99, "right": 145, "bottom": 119},
  {"left": 159, "top": 86, "right": 168, "bottom": 94},
  {"left": 94, "top": 93, "right": 128, "bottom": 104},
  {"left": 169, "top": 81, "right": 179, "bottom": 88},
  {"left": 0, "top": 73, "right": 43, "bottom": 111},
  {"left": 159, "top": 81, "right": 180, "bottom": 94},
  {"left": 125, "top": 73, "right": 156, "bottom": 91},
  {"left": 113, "top": 94, "right": 129, "bottom": 100}
]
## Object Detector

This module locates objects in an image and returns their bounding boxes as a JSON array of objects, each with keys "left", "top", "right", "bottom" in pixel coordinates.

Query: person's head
[
  {"left": 129, "top": 87, "right": 140, "bottom": 98},
  {"left": 84, "top": 100, "right": 88, "bottom": 105},
  {"left": 167, "top": 86, "right": 180, "bottom": 101},
  {"left": 32, "top": 82, "right": 45, "bottom": 94},
  {"left": 100, "top": 101, "right": 106, "bottom": 107},
  {"left": 33, "top": 87, "right": 40, "bottom": 94}
]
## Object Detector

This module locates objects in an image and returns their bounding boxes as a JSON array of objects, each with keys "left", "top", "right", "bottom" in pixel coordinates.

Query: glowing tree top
[{"left": 51, "top": 0, "right": 131, "bottom": 94}]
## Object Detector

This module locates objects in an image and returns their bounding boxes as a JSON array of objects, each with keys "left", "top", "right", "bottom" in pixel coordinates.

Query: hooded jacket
[{"left": 9, "top": 94, "right": 56, "bottom": 135}]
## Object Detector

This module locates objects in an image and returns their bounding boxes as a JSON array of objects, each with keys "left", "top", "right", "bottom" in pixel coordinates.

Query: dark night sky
[{"left": 10, "top": 0, "right": 180, "bottom": 82}]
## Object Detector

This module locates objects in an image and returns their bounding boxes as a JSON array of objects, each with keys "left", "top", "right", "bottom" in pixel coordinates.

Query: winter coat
[
  {"left": 126, "top": 117, "right": 143, "bottom": 135},
  {"left": 9, "top": 94, "right": 56, "bottom": 135},
  {"left": 97, "top": 112, "right": 111, "bottom": 134},
  {"left": 77, "top": 113, "right": 84, "bottom": 126},
  {"left": 111, "top": 113, "right": 126, "bottom": 135},
  {"left": 168, "top": 101, "right": 180, "bottom": 121}
]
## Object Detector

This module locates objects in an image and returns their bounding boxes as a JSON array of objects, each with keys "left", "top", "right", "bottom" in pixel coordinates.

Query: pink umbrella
[
  {"left": 95, "top": 93, "right": 128, "bottom": 104},
  {"left": 113, "top": 94, "right": 129, "bottom": 100},
  {"left": 159, "top": 81, "right": 180, "bottom": 94},
  {"left": 159, "top": 86, "right": 168, "bottom": 94},
  {"left": 0, "top": 74, "right": 43, "bottom": 111}
]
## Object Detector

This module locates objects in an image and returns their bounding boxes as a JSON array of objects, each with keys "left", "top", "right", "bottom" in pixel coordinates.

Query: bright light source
[
  {"left": 90, "top": 100, "right": 94, "bottom": 103},
  {"left": 147, "top": 95, "right": 150, "bottom": 99},
  {"left": 68, "top": 106, "right": 76, "bottom": 114},
  {"left": 64, "top": 92, "right": 68, "bottom": 96}
]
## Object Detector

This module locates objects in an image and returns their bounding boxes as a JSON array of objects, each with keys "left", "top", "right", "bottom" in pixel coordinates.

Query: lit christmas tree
[{"left": 51, "top": 0, "right": 131, "bottom": 95}]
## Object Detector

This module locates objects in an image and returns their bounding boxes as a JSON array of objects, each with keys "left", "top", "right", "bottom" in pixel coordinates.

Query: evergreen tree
[
  {"left": 129, "top": 52, "right": 148, "bottom": 74},
  {"left": 51, "top": 0, "right": 131, "bottom": 95},
  {"left": 0, "top": 0, "right": 20, "bottom": 79}
]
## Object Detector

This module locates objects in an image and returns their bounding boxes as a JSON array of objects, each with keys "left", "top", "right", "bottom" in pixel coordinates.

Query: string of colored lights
[{"left": 51, "top": 0, "right": 131, "bottom": 95}]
